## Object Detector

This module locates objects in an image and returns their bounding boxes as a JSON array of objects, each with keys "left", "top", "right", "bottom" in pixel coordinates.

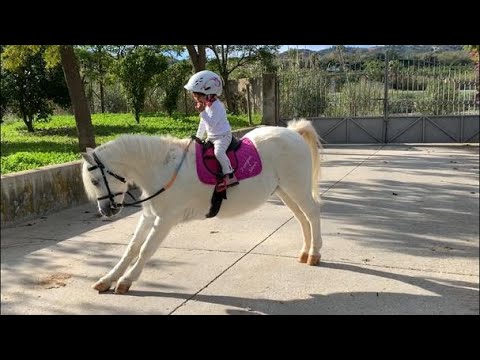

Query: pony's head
[{"left": 81, "top": 146, "right": 129, "bottom": 217}]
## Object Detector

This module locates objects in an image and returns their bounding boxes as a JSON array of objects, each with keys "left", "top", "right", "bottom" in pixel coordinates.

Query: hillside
[{"left": 279, "top": 45, "right": 466, "bottom": 58}]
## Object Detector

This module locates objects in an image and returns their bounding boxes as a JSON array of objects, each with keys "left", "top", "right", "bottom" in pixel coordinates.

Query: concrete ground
[{"left": 1, "top": 144, "right": 479, "bottom": 315}]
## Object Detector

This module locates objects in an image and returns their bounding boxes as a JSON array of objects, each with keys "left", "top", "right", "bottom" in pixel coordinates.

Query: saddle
[
  {"left": 192, "top": 135, "right": 263, "bottom": 218},
  {"left": 194, "top": 135, "right": 242, "bottom": 179}
]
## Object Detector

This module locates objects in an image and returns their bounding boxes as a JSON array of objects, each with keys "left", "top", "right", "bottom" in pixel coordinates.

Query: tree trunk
[
  {"left": 23, "top": 114, "right": 34, "bottom": 132},
  {"left": 100, "top": 81, "right": 105, "bottom": 113},
  {"left": 98, "top": 58, "right": 106, "bottom": 113},
  {"left": 60, "top": 45, "right": 96, "bottom": 151},
  {"left": 186, "top": 45, "right": 206, "bottom": 72},
  {"left": 221, "top": 73, "right": 236, "bottom": 114},
  {"left": 133, "top": 96, "right": 141, "bottom": 123},
  {"left": 88, "top": 81, "right": 94, "bottom": 113}
]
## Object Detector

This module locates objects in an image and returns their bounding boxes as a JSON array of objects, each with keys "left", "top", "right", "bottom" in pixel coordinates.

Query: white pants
[{"left": 209, "top": 133, "right": 233, "bottom": 175}]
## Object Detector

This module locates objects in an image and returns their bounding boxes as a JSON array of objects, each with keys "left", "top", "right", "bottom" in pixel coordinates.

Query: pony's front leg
[
  {"left": 115, "top": 216, "right": 176, "bottom": 294},
  {"left": 93, "top": 213, "right": 156, "bottom": 292}
]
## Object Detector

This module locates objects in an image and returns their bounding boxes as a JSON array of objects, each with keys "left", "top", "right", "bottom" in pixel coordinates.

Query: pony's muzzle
[{"left": 98, "top": 201, "right": 122, "bottom": 217}]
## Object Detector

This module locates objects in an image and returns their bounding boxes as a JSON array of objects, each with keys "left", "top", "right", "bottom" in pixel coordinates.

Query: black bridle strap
[
  {"left": 89, "top": 138, "right": 193, "bottom": 208},
  {"left": 90, "top": 153, "right": 127, "bottom": 182},
  {"left": 90, "top": 153, "right": 124, "bottom": 204},
  {"left": 122, "top": 187, "right": 166, "bottom": 207}
]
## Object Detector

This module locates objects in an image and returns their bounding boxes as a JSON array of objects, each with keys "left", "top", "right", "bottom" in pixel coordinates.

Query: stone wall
[{"left": 1, "top": 161, "right": 87, "bottom": 228}]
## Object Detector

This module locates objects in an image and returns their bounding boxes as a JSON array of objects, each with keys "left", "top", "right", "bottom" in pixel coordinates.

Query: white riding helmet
[{"left": 184, "top": 70, "right": 223, "bottom": 96}]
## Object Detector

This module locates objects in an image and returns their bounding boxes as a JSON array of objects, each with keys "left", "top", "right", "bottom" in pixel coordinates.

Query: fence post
[
  {"left": 246, "top": 83, "right": 252, "bottom": 126},
  {"left": 383, "top": 51, "right": 389, "bottom": 143},
  {"left": 262, "top": 73, "right": 277, "bottom": 125},
  {"left": 275, "top": 76, "right": 280, "bottom": 124}
]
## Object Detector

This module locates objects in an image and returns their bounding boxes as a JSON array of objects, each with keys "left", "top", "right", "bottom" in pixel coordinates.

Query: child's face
[{"left": 192, "top": 92, "right": 206, "bottom": 104}]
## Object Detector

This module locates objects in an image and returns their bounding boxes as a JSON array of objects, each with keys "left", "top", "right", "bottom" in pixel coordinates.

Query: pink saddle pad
[{"left": 195, "top": 137, "right": 262, "bottom": 185}]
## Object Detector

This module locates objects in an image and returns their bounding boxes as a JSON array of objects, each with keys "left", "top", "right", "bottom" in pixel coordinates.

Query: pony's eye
[{"left": 91, "top": 179, "right": 100, "bottom": 186}]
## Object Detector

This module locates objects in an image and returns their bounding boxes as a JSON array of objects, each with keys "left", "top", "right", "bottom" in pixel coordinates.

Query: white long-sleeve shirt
[{"left": 196, "top": 99, "right": 231, "bottom": 139}]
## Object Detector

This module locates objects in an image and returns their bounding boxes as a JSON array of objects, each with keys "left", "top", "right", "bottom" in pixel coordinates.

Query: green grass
[{"left": 1, "top": 112, "right": 261, "bottom": 175}]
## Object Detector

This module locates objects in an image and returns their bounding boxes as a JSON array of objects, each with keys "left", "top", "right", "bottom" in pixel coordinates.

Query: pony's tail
[{"left": 287, "top": 119, "right": 323, "bottom": 202}]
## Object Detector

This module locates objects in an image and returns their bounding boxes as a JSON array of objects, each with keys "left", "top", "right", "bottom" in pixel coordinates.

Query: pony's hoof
[
  {"left": 298, "top": 252, "right": 309, "bottom": 263},
  {"left": 93, "top": 280, "right": 111, "bottom": 293},
  {"left": 307, "top": 254, "right": 321, "bottom": 266},
  {"left": 114, "top": 282, "right": 131, "bottom": 294}
]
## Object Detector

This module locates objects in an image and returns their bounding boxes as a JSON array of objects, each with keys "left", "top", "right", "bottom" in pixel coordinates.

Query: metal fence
[
  {"left": 278, "top": 58, "right": 479, "bottom": 120},
  {"left": 282, "top": 115, "right": 479, "bottom": 144}
]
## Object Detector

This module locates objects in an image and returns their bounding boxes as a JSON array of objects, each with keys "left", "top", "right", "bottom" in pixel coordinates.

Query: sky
[{"left": 279, "top": 45, "right": 380, "bottom": 52}]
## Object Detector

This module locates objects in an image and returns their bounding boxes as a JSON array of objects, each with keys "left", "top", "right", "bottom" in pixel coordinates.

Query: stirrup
[
  {"left": 216, "top": 179, "right": 227, "bottom": 192},
  {"left": 224, "top": 173, "right": 239, "bottom": 188}
]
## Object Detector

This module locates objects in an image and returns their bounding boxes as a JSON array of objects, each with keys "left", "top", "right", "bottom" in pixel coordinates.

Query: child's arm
[{"left": 196, "top": 119, "right": 206, "bottom": 139}]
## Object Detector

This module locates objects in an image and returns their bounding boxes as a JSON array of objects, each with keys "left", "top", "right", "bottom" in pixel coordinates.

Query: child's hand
[{"left": 195, "top": 102, "right": 205, "bottom": 112}]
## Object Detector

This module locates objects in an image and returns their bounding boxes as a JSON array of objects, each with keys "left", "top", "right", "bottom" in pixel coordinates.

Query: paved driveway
[{"left": 2, "top": 145, "right": 478, "bottom": 314}]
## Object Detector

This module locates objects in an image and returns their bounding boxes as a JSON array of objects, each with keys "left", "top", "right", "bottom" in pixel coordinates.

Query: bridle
[{"left": 87, "top": 138, "right": 193, "bottom": 209}]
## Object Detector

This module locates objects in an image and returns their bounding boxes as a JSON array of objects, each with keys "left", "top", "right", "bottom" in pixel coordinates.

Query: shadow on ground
[{"left": 123, "top": 261, "right": 479, "bottom": 315}]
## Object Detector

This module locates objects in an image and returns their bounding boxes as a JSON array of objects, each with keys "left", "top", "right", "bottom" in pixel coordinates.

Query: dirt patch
[{"left": 37, "top": 273, "right": 71, "bottom": 289}]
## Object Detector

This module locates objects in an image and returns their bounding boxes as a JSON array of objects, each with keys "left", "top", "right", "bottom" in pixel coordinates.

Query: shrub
[
  {"left": 326, "top": 79, "right": 384, "bottom": 117},
  {"left": 416, "top": 79, "right": 462, "bottom": 115}
]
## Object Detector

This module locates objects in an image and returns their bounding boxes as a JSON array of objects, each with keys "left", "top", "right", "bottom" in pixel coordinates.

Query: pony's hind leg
[
  {"left": 277, "top": 187, "right": 322, "bottom": 266},
  {"left": 275, "top": 188, "right": 311, "bottom": 263},
  {"left": 93, "top": 213, "right": 155, "bottom": 292},
  {"left": 298, "top": 198, "right": 322, "bottom": 265},
  {"left": 115, "top": 216, "right": 176, "bottom": 294}
]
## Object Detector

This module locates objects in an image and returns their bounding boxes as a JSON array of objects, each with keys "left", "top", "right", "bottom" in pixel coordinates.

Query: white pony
[{"left": 81, "top": 119, "right": 323, "bottom": 294}]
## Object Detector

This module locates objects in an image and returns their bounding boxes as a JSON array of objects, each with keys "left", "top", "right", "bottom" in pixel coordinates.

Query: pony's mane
[{"left": 96, "top": 134, "right": 188, "bottom": 166}]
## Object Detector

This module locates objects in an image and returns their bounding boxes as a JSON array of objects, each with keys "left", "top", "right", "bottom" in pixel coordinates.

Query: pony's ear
[{"left": 81, "top": 149, "right": 95, "bottom": 164}]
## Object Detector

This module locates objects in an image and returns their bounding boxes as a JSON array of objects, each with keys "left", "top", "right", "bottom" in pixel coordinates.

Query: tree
[
  {"left": 1, "top": 46, "right": 70, "bottom": 132},
  {"left": 363, "top": 59, "right": 384, "bottom": 82},
  {"left": 77, "top": 45, "right": 115, "bottom": 113},
  {"left": 0, "top": 45, "right": 8, "bottom": 122},
  {"left": 114, "top": 46, "right": 168, "bottom": 123},
  {"left": 186, "top": 45, "right": 206, "bottom": 72},
  {"left": 207, "top": 45, "right": 280, "bottom": 113},
  {"left": 2, "top": 45, "right": 96, "bottom": 150},
  {"left": 156, "top": 60, "right": 192, "bottom": 116},
  {"left": 464, "top": 45, "right": 479, "bottom": 65},
  {"left": 1, "top": 57, "right": 49, "bottom": 132},
  {"left": 464, "top": 45, "right": 479, "bottom": 107},
  {"left": 59, "top": 45, "right": 96, "bottom": 150}
]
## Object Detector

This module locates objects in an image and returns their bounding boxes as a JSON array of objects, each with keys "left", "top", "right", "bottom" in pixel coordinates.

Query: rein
[{"left": 88, "top": 138, "right": 193, "bottom": 208}]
